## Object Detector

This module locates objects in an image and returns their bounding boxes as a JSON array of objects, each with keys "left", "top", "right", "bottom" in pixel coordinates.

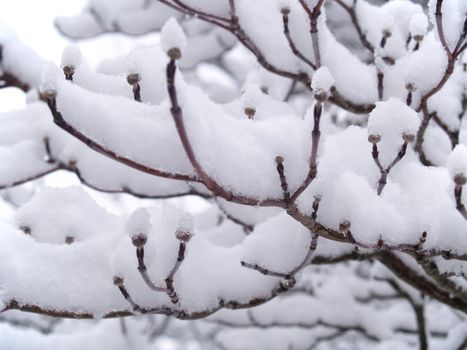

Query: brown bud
[
  {"left": 382, "top": 56, "right": 395, "bottom": 65},
  {"left": 131, "top": 233, "right": 147, "bottom": 247},
  {"left": 20, "top": 225, "right": 31, "bottom": 235},
  {"left": 65, "top": 236, "right": 75, "bottom": 244},
  {"left": 419, "top": 231, "right": 427, "bottom": 244},
  {"left": 313, "top": 89, "right": 327, "bottom": 102},
  {"left": 382, "top": 29, "right": 392, "bottom": 38},
  {"left": 368, "top": 134, "right": 381, "bottom": 144},
  {"left": 454, "top": 173, "right": 466, "bottom": 186},
  {"left": 402, "top": 132, "right": 415, "bottom": 143},
  {"left": 167, "top": 47, "right": 182, "bottom": 60},
  {"left": 126, "top": 73, "right": 141, "bottom": 86},
  {"left": 413, "top": 35, "right": 423, "bottom": 43},
  {"left": 377, "top": 238, "right": 384, "bottom": 248},
  {"left": 275, "top": 155, "right": 284, "bottom": 165},
  {"left": 281, "top": 7, "right": 290, "bottom": 15},
  {"left": 405, "top": 82, "right": 416, "bottom": 92},
  {"left": 68, "top": 159, "right": 77, "bottom": 168},
  {"left": 42, "top": 89, "right": 57, "bottom": 100},
  {"left": 298, "top": 72, "right": 311, "bottom": 86},
  {"left": 244, "top": 106, "right": 256, "bottom": 119},
  {"left": 175, "top": 229, "right": 192, "bottom": 242},
  {"left": 113, "top": 275, "right": 124, "bottom": 286},
  {"left": 63, "top": 65, "right": 75, "bottom": 79},
  {"left": 339, "top": 220, "right": 351, "bottom": 233},
  {"left": 442, "top": 251, "right": 452, "bottom": 260}
]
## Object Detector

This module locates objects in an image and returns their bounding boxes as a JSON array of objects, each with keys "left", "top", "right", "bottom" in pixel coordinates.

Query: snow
[
  {"left": 61, "top": 44, "right": 81, "bottom": 69},
  {"left": 176, "top": 213, "right": 193, "bottom": 236},
  {"left": 125, "top": 207, "right": 151, "bottom": 239},
  {"left": 428, "top": 0, "right": 467, "bottom": 52},
  {"left": 447, "top": 145, "right": 467, "bottom": 179},
  {"left": 311, "top": 66, "right": 334, "bottom": 94},
  {"left": 242, "top": 213, "right": 310, "bottom": 273},
  {"left": 368, "top": 98, "right": 419, "bottom": 138},
  {"left": 40, "top": 63, "right": 62, "bottom": 95},
  {"left": 160, "top": 18, "right": 187, "bottom": 58},
  {"left": 409, "top": 13, "right": 428, "bottom": 37},
  {"left": 1, "top": 1, "right": 467, "bottom": 348}
]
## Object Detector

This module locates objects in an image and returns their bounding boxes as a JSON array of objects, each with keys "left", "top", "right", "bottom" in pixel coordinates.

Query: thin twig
[
  {"left": 46, "top": 93, "right": 199, "bottom": 182},
  {"left": 165, "top": 56, "right": 286, "bottom": 207},
  {"left": 371, "top": 139, "right": 409, "bottom": 195},
  {"left": 334, "top": 0, "right": 374, "bottom": 54},
  {"left": 281, "top": 7, "right": 316, "bottom": 70}
]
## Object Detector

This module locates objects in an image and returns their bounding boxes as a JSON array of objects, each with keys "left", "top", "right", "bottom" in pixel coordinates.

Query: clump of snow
[
  {"left": 177, "top": 213, "right": 193, "bottom": 233},
  {"left": 409, "top": 13, "right": 428, "bottom": 37},
  {"left": 15, "top": 186, "right": 119, "bottom": 244},
  {"left": 276, "top": 0, "right": 291, "bottom": 12},
  {"left": 311, "top": 66, "right": 334, "bottom": 95},
  {"left": 175, "top": 213, "right": 194, "bottom": 242},
  {"left": 126, "top": 51, "right": 143, "bottom": 76},
  {"left": 368, "top": 98, "right": 420, "bottom": 139},
  {"left": 160, "top": 17, "right": 187, "bottom": 58},
  {"left": 427, "top": 0, "right": 466, "bottom": 50},
  {"left": 40, "top": 63, "right": 62, "bottom": 95},
  {"left": 380, "top": 16, "right": 395, "bottom": 36},
  {"left": 447, "top": 145, "right": 467, "bottom": 180},
  {"left": 242, "top": 213, "right": 310, "bottom": 273},
  {"left": 125, "top": 207, "right": 152, "bottom": 238},
  {"left": 61, "top": 44, "right": 81, "bottom": 68}
]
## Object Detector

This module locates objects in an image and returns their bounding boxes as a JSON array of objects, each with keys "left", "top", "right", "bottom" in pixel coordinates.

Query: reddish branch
[
  {"left": 298, "top": 0, "right": 325, "bottom": 68},
  {"left": 290, "top": 97, "right": 323, "bottom": 202},
  {"left": 165, "top": 54, "right": 285, "bottom": 207},
  {"left": 415, "top": 0, "right": 466, "bottom": 157},
  {"left": 3, "top": 248, "right": 467, "bottom": 319},
  {"left": 369, "top": 135, "right": 411, "bottom": 195},
  {"left": 383, "top": 278, "right": 428, "bottom": 350},
  {"left": 0, "top": 45, "right": 29, "bottom": 91},
  {"left": 157, "top": 0, "right": 374, "bottom": 114},
  {"left": 45, "top": 92, "right": 199, "bottom": 182},
  {"left": 213, "top": 310, "right": 380, "bottom": 343},
  {"left": 216, "top": 201, "right": 255, "bottom": 233},
  {"left": 281, "top": 7, "right": 316, "bottom": 70},
  {"left": 0, "top": 72, "right": 30, "bottom": 92},
  {"left": 378, "top": 252, "right": 467, "bottom": 313},
  {"left": 127, "top": 73, "right": 142, "bottom": 102},
  {"left": 454, "top": 175, "right": 467, "bottom": 220},
  {"left": 133, "top": 235, "right": 167, "bottom": 293},
  {"left": 418, "top": 257, "right": 467, "bottom": 304},
  {"left": 431, "top": 112, "right": 459, "bottom": 148},
  {"left": 158, "top": 0, "right": 231, "bottom": 30},
  {"left": 334, "top": 0, "right": 374, "bottom": 54},
  {"left": 0, "top": 165, "right": 60, "bottom": 190},
  {"left": 113, "top": 276, "right": 144, "bottom": 313},
  {"left": 128, "top": 230, "right": 190, "bottom": 305},
  {"left": 2, "top": 0, "right": 467, "bottom": 323}
]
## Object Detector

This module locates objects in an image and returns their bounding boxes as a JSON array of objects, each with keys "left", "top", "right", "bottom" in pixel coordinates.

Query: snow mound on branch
[
  {"left": 160, "top": 18, "right": 187, "bottom": 56},
  {"left": 368, "top": 98, "right": 419, "bottom": 139},
  {"left": 242, "top": 213, "right": 310, "bottom": 273},
  {"left": 447, "top": 145, "right": 467, "bottom": 179},
  {"left": 61, "top": 44, "right": 81, "bottom": 68},
  {"left": 15, "top": 186, "right": 119, "bottom": 244},
  {"left": 311, "top": 66, "right": 334, "bottom": 94},
  {"left": 409, "top": 13, "right": 428, "bottom": 37},
  {"left": 125, "top": 207, "right": 151, "bottom": 238}
]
